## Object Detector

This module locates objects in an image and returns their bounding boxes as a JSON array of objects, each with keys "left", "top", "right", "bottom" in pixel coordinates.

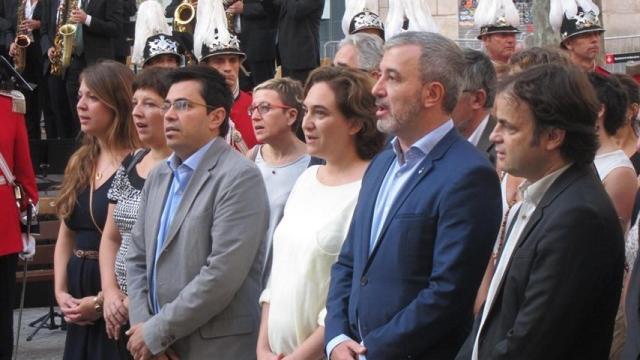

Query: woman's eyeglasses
[{"left": 248, "top": 102, "right": 292, "bottom": 116}]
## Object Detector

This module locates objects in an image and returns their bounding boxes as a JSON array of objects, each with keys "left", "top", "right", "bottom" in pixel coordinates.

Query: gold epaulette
[{"left": 0, "top": 90, "right": 26, "bottom": 114}]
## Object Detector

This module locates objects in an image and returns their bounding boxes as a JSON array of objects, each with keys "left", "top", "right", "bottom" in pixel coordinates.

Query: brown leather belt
[{"left": 73, "top": 249, "right": 99, "bottom": 259}]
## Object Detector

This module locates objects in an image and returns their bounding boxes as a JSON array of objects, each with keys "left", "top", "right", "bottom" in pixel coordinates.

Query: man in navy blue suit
[{"left": 324, "top": 31, "right": 503, "bottom": 360}]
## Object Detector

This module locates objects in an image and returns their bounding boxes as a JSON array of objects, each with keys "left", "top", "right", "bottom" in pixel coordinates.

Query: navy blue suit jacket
[{"left": 325, "top": 129, "right": 502, "bottom": 359}]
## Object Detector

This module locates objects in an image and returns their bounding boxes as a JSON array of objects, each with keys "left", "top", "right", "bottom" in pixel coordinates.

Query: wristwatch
[{"left": 94, "top": 292, "right": 104, "bottom": 314}]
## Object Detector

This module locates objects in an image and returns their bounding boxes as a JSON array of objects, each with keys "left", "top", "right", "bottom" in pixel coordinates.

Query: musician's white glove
[{"left": 19, "top": 233, "right": 36, "bottom": 261}]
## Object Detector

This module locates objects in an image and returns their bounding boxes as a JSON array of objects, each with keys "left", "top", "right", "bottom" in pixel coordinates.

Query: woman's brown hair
[
  {"left": 57, "top": 61, "right": 139, "bottom": 219},
  {"left": 304, "top": 66, "right": 386, "bottom": 160}
]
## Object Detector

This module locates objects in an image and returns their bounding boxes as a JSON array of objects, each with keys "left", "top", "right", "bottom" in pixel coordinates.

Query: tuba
[
  {"left": 13, "top": 0, "right": 32, "bottom": 73},
  {"left": 50, "top": 0, "right": 78, "bottom": 76},
  {"left": 173, "top": 0, "right": 195, "bottom": 34}
]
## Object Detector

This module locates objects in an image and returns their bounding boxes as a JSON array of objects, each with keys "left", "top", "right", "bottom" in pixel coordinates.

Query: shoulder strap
[
  {"left": 0, "top": 151, "right": 16, "bottom": 185},
  {"left": 125, "top": 148, "right": 150, "bottom": 174},
  {"left": 249, "top": 145, "right": 260, "bottom": 162}
]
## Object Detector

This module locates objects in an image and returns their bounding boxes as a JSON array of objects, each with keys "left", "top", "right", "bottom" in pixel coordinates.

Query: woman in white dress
[
  {"left": 589, "top": 73, "right": 637, "bottom": 232},
  {"left": 256, "top": 67, "right": 385, "bottom": 360},
  {"left": 589, "top": 72, "right": 639, "bottom": 359}
]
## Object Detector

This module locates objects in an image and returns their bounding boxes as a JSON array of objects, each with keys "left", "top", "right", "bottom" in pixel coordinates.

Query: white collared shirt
[
  {"left": 472, "top": 163, "right": 572, "bottom": 360},
  {"left": 467, "top": 114, "right": 490, "bottom": 147}
]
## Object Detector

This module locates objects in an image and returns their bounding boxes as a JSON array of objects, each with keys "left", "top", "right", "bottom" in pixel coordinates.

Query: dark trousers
[
  {"left": 281, "top": 67, "right": 314, "bottom": 85},
  {"left": 0, "top": 253, "right": 18, "bottom": 360},
  {"left": 249, "top": 60, "right": 275, "bottom": 87},
  {"left": 47, "top": 74, "right": 74, "bottom": 139},
  {"left": 64, "top": 55, "right": 86, "bottom": 137},
  {"left": 22, "top": 51, "right": 43, "bottom": 140}
]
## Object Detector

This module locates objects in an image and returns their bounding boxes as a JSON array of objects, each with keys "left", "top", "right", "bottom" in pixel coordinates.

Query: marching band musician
[
  {"left": 194, "top": 0, "right": 255, "bottom": 151},
  {"left": 131, "top": 0, "right": 185, "bottom": 70},
  {"left": 7, "top": 0, "right": 44, "bottom": 139}
]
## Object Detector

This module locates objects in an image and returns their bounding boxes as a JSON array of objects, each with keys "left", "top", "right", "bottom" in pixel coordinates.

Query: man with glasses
[
  {"left": 126, "top": 65, "right": 269, "bottom": 360},
  {"left": 451, "top": 49, "right": 497, "bottom": 165}
]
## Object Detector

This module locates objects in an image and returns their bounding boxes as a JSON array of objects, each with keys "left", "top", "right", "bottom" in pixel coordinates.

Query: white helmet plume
[
  {"left": 549, "top": 0, "right": 599, "bottom": 32},
  {"left": 474, "top": 0, "right": 520, "bottom": 28},
  {"left": 193, "top": 0, "right": 230, "bottom": 60},
  {"left": 132, "top": 0, "right": 172, "bottom": 66}
]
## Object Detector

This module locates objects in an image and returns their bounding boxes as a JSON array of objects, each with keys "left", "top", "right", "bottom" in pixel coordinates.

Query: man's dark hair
[
  {"left": 588, "top": 72, "right": 629, "bottom": 136},
  {"left": 498, "top": 64, "right": 599, "bottom": 164},
  {"left": 166, "top": 65, "right": 233, "bottom": 137},
  {"left": 461, "top": 48, "right": 497, "bottom": 109}
]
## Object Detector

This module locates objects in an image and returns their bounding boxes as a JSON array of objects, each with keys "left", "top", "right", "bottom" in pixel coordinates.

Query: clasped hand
[{"left": 56, "top": 292, "right": 100, "bottom": 325}]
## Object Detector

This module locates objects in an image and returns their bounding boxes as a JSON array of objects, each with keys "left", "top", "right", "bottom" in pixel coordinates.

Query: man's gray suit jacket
[{"left": 127, "top": 138, "right": 269, "bottom": 359}]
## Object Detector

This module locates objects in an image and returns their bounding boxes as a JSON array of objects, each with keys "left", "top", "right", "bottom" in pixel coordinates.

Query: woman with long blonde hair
[{"left": 54, "top": 60, "right": 139, "bottom": 359}]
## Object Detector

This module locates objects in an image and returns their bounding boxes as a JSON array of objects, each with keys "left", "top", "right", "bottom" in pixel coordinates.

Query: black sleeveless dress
[{"left": 63, "top": 174, "right": 128, "bottom": 360}]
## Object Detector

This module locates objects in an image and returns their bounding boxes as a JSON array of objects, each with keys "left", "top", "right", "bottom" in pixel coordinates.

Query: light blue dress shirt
[
  {"left": 325, "top": 120, "right": 454, "bottom": 359},
  {"left": 150, "top": 138, "right": 216, "bottom": 314}
]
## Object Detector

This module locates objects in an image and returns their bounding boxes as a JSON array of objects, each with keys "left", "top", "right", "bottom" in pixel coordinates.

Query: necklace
[{"left": 94, "top": 163, "right": 112, "bottom": 181}]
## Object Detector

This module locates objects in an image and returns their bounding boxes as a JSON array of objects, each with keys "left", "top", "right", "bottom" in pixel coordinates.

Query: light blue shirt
[
  {"left": 326, "top": 120, "right": 454, "bottom": 359},
  {"left": 150, "top": 138, "right": 216, "bottom": 314}
]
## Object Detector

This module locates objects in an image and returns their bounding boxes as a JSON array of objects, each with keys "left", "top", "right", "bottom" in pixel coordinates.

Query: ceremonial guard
[
  {"left": 474, "top": 0, "right": 520, "bottom": 75},
  {"left": 550, "top": 0, "right": 608, "bottom": 74},
  {"left": 131, "top": 0, "right": 185, "bottom": 69},
  {"left": 342, "top": 0, "right": 384, "bottom": 40},
  {"left": 194, "top": 0, "right": 254, "bottom": 151}
]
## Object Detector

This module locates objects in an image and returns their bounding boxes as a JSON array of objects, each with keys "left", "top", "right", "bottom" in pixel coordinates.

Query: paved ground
[{"left": 12, "top": 307, "right": 65, "bottom": 360}]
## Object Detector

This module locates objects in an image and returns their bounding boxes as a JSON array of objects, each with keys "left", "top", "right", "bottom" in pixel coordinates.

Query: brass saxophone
[
  {"left": 223, "top": 0, "right": 239, "bottom": 33},
  {"left": 50, "top": 0, "right": 78, "bottom": 76},
  {"left": 13, "top": 0, "right": 32, "bottom": 73},
  {"left": 173, "top": 0, "right": 195, "bottom": 34}
]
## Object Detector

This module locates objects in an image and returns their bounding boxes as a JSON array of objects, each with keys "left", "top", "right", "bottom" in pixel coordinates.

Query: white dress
[
  {"left": 594, "top": 150, "right": 634, "bottom": 181},
  {"left": 594, "top": 150, "right": 637, "bottom": 267},
  {"left": 259, "top": 165, "right": 361, "bottom": 355}
]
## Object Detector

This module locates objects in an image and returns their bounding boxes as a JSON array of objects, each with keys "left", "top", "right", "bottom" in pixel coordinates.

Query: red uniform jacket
[
  {"left": 0, "top": 94, "right": 38, "bottom": 256},
  {"left": 231, "top": 90, "right": 258, "bottom": 149}
]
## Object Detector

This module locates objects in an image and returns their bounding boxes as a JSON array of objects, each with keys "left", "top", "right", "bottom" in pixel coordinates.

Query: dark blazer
[
  {"left": 476, "top": 115, "right": 496, "bottom": 166},
  {"left": 239, "top": 0, "right": 277, "bottom": 63},
  {"left": 324, "top": 129, "right": 502, "bottom": 360},
  {"left": 270, "top": 0, "right": 323, "bottom": 70},
  {"left": 623, "top": 250, "right": 640, "bottom": 360},
  {"left": 39, "top": 0, "right": 57, "bottom": 73},
  {"left": 40, "top": 0, "right": 120, "bottom": 70},
  {"left": 79, "top": 0, "right": 122, "bottom": 64},
  {"left": 0, "top": 0, "right": 17, "bottom": 51},
  {"left": 456, "top": 164, "right": 625, "bottom": 360},
  {"left": 7, "top": 0, "right": 43, "bottom": 80}
]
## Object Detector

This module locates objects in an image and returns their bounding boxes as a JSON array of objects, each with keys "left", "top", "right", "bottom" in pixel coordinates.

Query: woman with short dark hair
[
  {"left": 98, "top": 67, "right": 173, "bottom": 355},
  {"left": 257, "top": 66, "right": 385, "bottom": 360}
]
